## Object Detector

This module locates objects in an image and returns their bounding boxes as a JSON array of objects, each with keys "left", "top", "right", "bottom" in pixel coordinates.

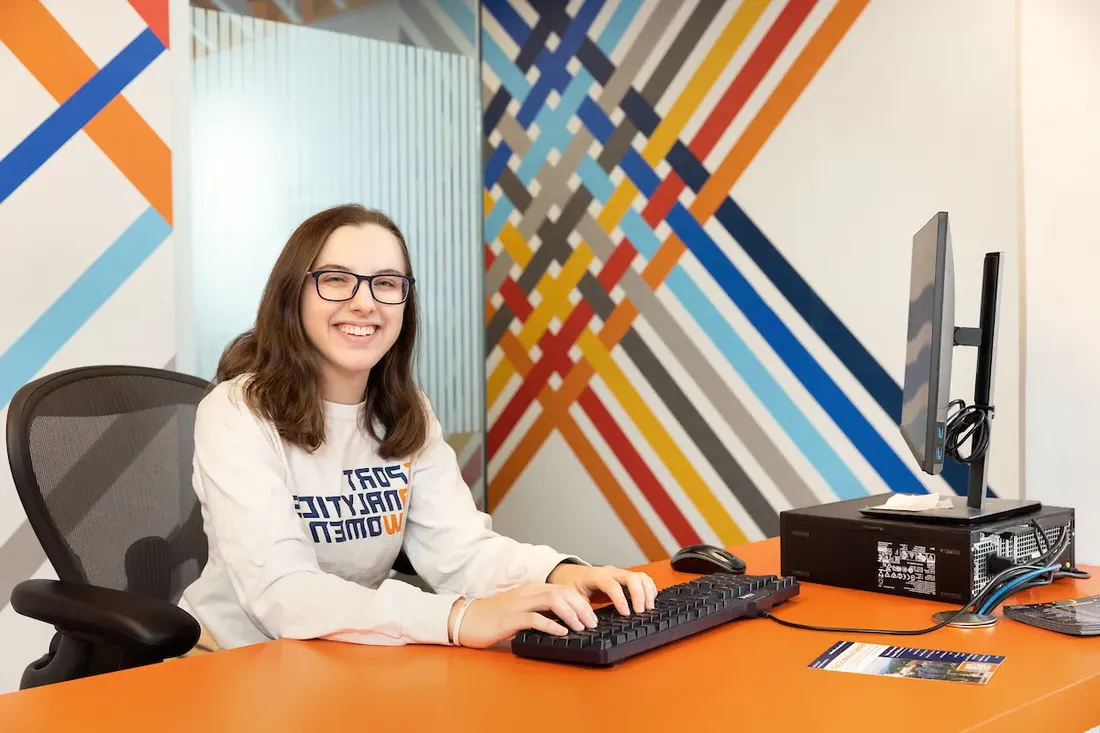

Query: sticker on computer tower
[{"left": 877, "top": 541, "right": 937, "bottom": 596}]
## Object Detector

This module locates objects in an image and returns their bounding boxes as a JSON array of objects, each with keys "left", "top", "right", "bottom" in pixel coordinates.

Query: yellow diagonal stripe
[
  {"left": 487, "top": 358, "right": 515, "bottom": 408},
  {"left": 499, "top": 221, "right": 532, "bottom": 269},
  {"left": 597, "top": 1, "right": 770, "bottom": 233},
  {"left": 575, "top": 327, "right": 747, "bottom": 545},
  {"left": 642, "top": 0, "right": 770, "bottom": 165},
  {"left": 519, "top": 242, "right": 593, "bottom": 350}
]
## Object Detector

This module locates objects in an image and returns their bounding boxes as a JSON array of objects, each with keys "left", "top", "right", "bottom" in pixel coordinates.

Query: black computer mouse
[{"left": 670, "top": 544, "right": 747, "bottom": 574}]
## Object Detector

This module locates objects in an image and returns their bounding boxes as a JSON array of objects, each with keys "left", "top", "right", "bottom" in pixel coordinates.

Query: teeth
[{"left": 338, "top": 324, "right": 375, "bottom": 337}]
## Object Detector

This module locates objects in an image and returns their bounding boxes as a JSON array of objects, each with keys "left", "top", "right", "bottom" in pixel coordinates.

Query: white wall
[{"left": 1019, "top": 0, "right": 1100, "bottom": 564}]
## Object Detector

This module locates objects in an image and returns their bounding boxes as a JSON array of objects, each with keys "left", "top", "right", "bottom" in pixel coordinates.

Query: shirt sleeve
[
  {"left": 400, "top": 396, "right": 587, "bottom": 598},
  {"left": 191, "top": 383, "right": 460, "bottom": 646}
]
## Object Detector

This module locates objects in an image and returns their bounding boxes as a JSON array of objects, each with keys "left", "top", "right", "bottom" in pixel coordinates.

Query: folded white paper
[{"left": 876, "top": 493, "right": 954, "bottom": 512}]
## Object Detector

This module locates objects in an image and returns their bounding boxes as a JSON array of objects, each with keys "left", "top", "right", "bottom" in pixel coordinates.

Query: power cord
[
  {"left": 758, "top": 602, "right": 977, "bottom": 636},
  {"left": 943, "top": 398, "right": 993, "bottom": 463},
  {"left": 760, "top": 525, "right": 1081, "bottom": 636}
]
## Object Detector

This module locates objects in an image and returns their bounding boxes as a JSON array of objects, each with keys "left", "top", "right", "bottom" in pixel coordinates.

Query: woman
[{"left": 180, "top": 204, "right": 657, "bottom": 652}]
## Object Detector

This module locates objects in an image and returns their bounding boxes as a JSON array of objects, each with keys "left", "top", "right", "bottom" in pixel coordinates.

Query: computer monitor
[
  {"left": 900, "top": 212, "right": 953, "bottom": 474},
  {"left": 862, "top": 211, "right": 1040, "bottom": 524}
]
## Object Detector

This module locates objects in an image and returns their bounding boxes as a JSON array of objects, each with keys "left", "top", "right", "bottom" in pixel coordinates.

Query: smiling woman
[
  {"left": 214, "top": 205, "right": 425, "bottom": 459},
  {"left": 178, "top": 204, "right": 658, "bottom": 656}
]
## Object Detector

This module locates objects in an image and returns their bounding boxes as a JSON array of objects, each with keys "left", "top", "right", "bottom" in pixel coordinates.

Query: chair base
[{"left": 20, "top": 632, "right": 165, "bottom": 690}]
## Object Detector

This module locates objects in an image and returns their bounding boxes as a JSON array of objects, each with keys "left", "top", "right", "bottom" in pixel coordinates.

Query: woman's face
[{"left": 300, "top": 223, "right": 409, "bottom": 404}]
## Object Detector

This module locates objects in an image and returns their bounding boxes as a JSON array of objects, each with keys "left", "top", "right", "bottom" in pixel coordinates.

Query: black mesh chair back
[
  {"left": 8, "top": 366, "right": 211, "bottom": 600},
  {"left": 7, "top": 366, "right": 211, "bottom": 687}
]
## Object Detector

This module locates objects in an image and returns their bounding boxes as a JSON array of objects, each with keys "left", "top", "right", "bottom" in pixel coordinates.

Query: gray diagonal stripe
[
  {"left": 0, "top": 520, "right": 45, "bottom": 616},
  {"left": 573, "top": 214, "right": 818, "bottom": 512},
  {"left": 486, "top": 248, "right": 516, "bottom": 311},
  {"left": 522, "top": 223, "right": 796, "bottom": 534},
  {"left": 486, "top": 84, "right": 531, "bottom": 157},
  {"left": 482, "top": 82, "right": 494, "bottom": 112},
  {"left": 1, "top": 356, "right": 185, "bottom": 613},
  {"left": 514, "top": 2, "right": 680, "bottom": 241},
  {"left": 637, "top": 0, "right": 725, "bottom": 108},
  {"left": 577, "top": 271, "right": 774, "bottom": 536},
  {"left": 396, "top": 0, "right": 461, "bottom": 55},
  {"left": 496, "top": 164, "right": 533, "bottom": 214}
]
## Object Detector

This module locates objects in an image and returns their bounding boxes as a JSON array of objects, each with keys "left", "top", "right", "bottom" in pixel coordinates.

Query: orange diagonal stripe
[
  {"left": 488, "top": 331, "right": 663, "bottom": 560},
  {"left": 0, "top": 0, "right": 172, "bottom": 223},
  {"left": 556, "top": 417, "right": 665, "bottom": 561},
  {"left": 693, "top": 0, "right": 870, "bottom": 216}
]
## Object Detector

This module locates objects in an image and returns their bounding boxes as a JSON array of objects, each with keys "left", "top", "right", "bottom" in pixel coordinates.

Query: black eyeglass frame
[{"left": 306, "top": 269, "right": 416, "bottom": 304}]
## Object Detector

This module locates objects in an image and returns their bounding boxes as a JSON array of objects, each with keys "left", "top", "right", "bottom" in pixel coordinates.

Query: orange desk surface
[{"left": 1, "top": 538, "right": 1099, "bottom": 732}]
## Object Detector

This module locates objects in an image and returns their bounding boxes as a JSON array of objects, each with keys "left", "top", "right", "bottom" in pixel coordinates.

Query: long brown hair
[{"left": 215, "top": 204, "right": 428, "bottom": 459}]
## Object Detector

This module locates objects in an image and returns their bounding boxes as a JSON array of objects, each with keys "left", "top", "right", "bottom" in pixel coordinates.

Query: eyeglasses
[{"left": 306, "top": 269, "right": 414, "bottom": 305}]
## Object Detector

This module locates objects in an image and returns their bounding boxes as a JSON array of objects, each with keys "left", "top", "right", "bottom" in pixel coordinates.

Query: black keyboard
[{"left": 511, "top": 572, "right": 799, "bottom": 666}]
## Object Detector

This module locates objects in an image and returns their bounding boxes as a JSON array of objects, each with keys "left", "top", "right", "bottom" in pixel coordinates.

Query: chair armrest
[{"left": 10, "top": 579, "right": 200, "bottom": 659}]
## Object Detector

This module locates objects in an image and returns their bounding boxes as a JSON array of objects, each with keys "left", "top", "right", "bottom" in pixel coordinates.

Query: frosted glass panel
[{"left": 190, "top": 8, "right": 481, "bottom": 437}]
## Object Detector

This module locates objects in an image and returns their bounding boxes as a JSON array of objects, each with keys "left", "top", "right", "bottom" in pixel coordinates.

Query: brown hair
[{"left": 215, "top": 204, "right": 428, "bottom": 459}]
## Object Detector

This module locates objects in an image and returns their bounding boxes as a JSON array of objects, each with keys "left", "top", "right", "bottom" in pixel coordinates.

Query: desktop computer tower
[{"left": 779, "top": 495, "right": 1075, "bottom": 604}]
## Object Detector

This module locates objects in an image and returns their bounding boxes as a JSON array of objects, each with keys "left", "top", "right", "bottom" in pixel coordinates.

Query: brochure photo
[{"left": 810, "top": 641, "right": 1005, "bottom": 685}]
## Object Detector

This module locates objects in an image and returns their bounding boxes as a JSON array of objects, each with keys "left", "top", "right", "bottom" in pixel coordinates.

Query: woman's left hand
[{"left": 547, "top": 563, "right": 658, "bottom": 616}]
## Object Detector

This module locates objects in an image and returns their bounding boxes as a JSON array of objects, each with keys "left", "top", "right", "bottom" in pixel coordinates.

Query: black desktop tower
[{"left": 779, "top": 495, "right": 1075, "bottom": 604}]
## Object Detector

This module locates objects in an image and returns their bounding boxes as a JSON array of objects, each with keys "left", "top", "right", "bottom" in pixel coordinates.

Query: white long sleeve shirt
[{"left": 179, "top": 376, "right": 579, "bottom": 650}]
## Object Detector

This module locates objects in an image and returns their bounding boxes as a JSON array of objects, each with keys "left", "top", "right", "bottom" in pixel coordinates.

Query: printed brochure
[{"left": 809, "top": 641, "right": 1004, "bottom": 684}]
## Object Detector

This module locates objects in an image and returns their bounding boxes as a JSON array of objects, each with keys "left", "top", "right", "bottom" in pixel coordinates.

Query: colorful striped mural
[{"left": 479, "top": 0, "right": 996, "bottom": 560}]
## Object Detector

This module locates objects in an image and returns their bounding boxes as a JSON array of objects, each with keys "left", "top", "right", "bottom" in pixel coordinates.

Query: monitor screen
[{"left": 900, "top": 213, "right": 945, "bottom": 469}]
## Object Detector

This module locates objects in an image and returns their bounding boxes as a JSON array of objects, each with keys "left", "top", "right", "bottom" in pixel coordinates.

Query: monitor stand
[
  {"left": 861, "top": 252, "right": 1041, "bottom": 526},
  {"left": 860, "top": 495, "right": 1041, "bottom": 525}
]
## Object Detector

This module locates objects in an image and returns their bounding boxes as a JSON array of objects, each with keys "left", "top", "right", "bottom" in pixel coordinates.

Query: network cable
[
  {"left": 976, "top": 565, "right": 1060, "bottom": 615},
  {"left": 760, "top": 523, "right": 1081, "bottom": 636}
]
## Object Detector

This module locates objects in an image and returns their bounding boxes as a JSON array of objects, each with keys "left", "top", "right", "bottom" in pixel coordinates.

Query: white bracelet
[{"left": 451, "top": 597, "right": 476, "bottom": 646}]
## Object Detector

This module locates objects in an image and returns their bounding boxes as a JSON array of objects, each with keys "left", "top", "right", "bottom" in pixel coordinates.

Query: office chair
[
  {"left": 6, "top": 364, "right": 421, "bottom": 689},
  {"left": 6, "top": 365, "right": 212, "bottom": 689}
]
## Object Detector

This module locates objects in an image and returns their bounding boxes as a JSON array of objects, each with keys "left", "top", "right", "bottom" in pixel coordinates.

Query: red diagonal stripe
[
  {"left": 128, "top": 0, "right": 170, "bottom": 49},
  {"left": 500, "top": 278, "right": 534, "bottom": 321},
  {"left": 575, "top": 387, "right": 702, "bottom": 547},
  {"left": 643, "top": 0, "right": 815, "bottom": 226}
]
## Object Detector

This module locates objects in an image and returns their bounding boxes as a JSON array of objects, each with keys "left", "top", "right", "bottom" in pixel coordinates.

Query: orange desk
[{"left": 1, "top": 538, "right": 1099, "bottom": 732}]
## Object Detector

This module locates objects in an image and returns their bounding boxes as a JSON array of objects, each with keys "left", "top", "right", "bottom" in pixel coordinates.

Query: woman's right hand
[{"left": 450, "top": 582, "right": 600, "bottom": 649}]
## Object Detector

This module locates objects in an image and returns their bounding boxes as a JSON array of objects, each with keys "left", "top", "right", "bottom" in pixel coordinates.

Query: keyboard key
[{"left": 511, "top": 572, "right": 800, "bottom": 666}]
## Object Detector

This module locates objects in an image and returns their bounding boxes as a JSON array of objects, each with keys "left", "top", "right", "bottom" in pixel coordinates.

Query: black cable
[
  {"left": 943, "top": 398, "right": 993, "bottom": 463},
  {"left": 970, "top": 526, "right": 1071, "bottom": 612},
  {"left": 758, "top": 604, "right": 976, "bottom": 636},
  {"left": 1032, "top": 520, "right": 1051, "bottom": 557}
]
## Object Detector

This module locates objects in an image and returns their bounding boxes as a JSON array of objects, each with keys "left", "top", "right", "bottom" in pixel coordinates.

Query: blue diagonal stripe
[
  {"left": 568, "top": 36, "right": 979, "bottom": 496},
  {"left": 0, "top": 207, "right": 171, "bottom": 409},
  {"left": 485, "top": 196, "right": 514, "bottom": 245},
  {"left": 481, "top": 0, "right": 531, "bottom": 46},
  {"left": 487, "top": 0, "right": 638, "bottom": 188},
  {"left": 573, "top": 152, "right": 869, "bottom": 499},
  {"left": 0, "top": 28, "right": 164, "bottom": 206},
  {"left": 515, "top": 0, "right": 604, "bottom": 128},
  {"left": 665, "top": 203, "right": 925, "bottom": 494},
  {"left": 573, "top": 93, "right": 923, "bottom": 494},
  {"left": 482, "top": 36, "right": 531, "bottom": 106},
  {"left": 437, "top": 0, "right": 476, "bottom": 45}
]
